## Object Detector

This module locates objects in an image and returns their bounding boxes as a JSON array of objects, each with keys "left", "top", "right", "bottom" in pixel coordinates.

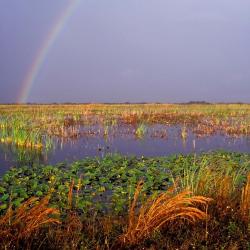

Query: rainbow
[{"left": 18, "top": 0, "right": 80, "bottom": 103}]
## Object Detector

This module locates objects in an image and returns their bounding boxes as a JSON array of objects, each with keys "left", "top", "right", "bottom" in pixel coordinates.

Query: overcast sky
[{"left": 0, "top": 0, "right": 250, "bottom": 103}]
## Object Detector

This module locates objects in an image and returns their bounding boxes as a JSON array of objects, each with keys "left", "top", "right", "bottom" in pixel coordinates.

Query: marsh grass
[
  {"left": 0, "top": 180, "right": 248, "bottom": 249},
  {"left": 134, "top": 123, "right": 147, "bottom": 139},
  {"left": 1, "top": 103, "right": 250, "bottom": 152},
  {"left": 0, "top": 196, "right": 60, "bottom": 248},
  {"left": 181, "top": 125, "right": 187, "bottom": 141},
  {"left": 179, "top": 159, "right": 246, "bottom": 199},
  {"left": 50, "top": 211, "right": 83, "bottom": 250},
  {"left": 121, "top": 180, "right": 212, "bottom": 245},
  {"left": 240, "top": 173, "right": 250, "bottom": 224},
  {"left": 0, "top": 153, "right": 249, "bottom": 249}
]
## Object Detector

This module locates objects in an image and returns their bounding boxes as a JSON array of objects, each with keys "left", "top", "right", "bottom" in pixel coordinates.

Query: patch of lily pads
[{"left": 0, "top": 151, "right": 249, "bottom": 215}]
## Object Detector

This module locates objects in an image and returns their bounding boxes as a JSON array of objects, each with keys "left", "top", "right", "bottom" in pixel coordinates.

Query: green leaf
[
  {"left": 13, "top": 198, "right": 24, "bottom": 207},
  {"left": 36, "top": 191, "right": 43, "bottom": 197},
  {"left": 0, "top": 186, "right": 6, "bottom": 193},
  {"left": 1, "top": 193, "right": 9, "bottom": 202},
  {"left": 0, "top": 204, "right": 7, "bottom": 210}
]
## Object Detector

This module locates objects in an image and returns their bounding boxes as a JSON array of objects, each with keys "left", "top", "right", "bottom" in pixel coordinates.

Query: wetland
[{"left": 0, "top": 104, "right": 249, "bottom": 249}]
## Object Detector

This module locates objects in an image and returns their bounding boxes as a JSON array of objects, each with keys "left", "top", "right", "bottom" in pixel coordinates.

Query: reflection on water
[{"left": 1, "top": 125, "right": 250, "bottom": 175}]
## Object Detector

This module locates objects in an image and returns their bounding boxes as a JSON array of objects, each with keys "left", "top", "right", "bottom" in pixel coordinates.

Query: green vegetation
[
  {"left": 0, "top": 152, "right": 249, "bottom": 249},
  {"left": 135, "top": 123, "right": 147, "bottom": 138},
  {"left": 1, "top": 103, "right": 250, "bottom": 150},
  {"left": 0, "top": 104, "right": 250, "bottom": 248}
]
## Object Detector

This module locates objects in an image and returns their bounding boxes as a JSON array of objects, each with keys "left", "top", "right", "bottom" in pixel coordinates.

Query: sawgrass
[
  {"left": 0, "top": 153, "right": 249, "bottom": 249},
  {"left": 1, "top": 103, "right": 250, "bottom": 151},
  {"left": 240, "top": 173, "right": 250, "bottom": 224},
  {"left": 0, "top": 179, "right": 248, "bottom": 249},
  {"left": 0, "top": 196, "right": 60, "bottom": 248},
  {"left": 121, "top": 180, "right": 212, "bottom": 245}
]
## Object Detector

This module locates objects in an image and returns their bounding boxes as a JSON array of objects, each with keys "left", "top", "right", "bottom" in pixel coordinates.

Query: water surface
[{"left": 1, "top": 125, "right": 250, "bottom": 175}]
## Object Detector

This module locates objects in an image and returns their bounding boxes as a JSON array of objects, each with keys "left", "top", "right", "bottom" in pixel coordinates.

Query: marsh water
[{"left": 1, "top": 125, "right": 250, "bottom": 175}]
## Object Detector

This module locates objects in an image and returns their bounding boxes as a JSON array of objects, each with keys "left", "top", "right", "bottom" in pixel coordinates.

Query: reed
[
  {"left": 68, "top": 179, "right": 74, "bottom": 210},
  {"left": 181, "top": 125, "right": 187, "bottom": 140},
  {"left": 240, "top": 173, "right": 250, "bottom": 224},
  {"left": 120, "top": 181, "right": 212, "bottom": 245},
  {"left": 0, "top": 196, "right": 60, "bottom": 246},
  {"left": 135, "top": 123, "right": 147, "bottom": 138},
  {"left": 1, "top": 103, "right": 250, "bottom": 150},
  {"left": 179, "top": 161, "right": 246, "bottom": 202},
  {"left": 52, "top": 211, "right": 83, "bottom": 250}
]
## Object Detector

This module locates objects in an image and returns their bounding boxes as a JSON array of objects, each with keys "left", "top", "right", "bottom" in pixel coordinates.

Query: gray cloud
[{"left": 0, "top": 0, "right": 250, "bottom": 103}]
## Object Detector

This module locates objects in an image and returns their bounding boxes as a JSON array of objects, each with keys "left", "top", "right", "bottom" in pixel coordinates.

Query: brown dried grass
[
  {"left": 121, "top": 181, "right": 212, "bottom": 245},
  {"left": 240, "top": 173, "right": 250, "bottom": 223},
  {"left": 53, "top": 211, "right": 83, "bottom": 249},
  {"left": 52, "top": 179, "right": 83, "bottom": 249},
  {"left": 0, "top": 196, "right": 60, "bottom": 243},
  {"left": 68, "top": 179, "right": 74, "bottom": 209}
]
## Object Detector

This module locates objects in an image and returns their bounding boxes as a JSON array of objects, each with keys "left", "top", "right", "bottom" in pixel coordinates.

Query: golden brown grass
[
  {"left": 52, "top": 211, "right": 83, "bottom": 250},
  {"left": 120, "top": 181, "right": 212, "bottom": 245},
  {"left": 68, "top": 179, "right": 74, "bottom": 209},
  {"left": 240, "top": 173, "right": 250, "bottom": 224},
  {"left": 0, "top": 196, "right": 60, "bottom": 246},
  {"left": 46, "top": 179, "right": 83, "bottom": 250}
]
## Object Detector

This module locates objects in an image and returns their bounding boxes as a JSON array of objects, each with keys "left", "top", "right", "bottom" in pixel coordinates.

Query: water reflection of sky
[{"left": 1, "top": 126, "right": 250, "bottom": 175}]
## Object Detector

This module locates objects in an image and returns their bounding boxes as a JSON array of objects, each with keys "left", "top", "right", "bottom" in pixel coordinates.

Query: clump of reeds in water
[{"left": 135, "top": 124, "right": 147, "bottom": 138}]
